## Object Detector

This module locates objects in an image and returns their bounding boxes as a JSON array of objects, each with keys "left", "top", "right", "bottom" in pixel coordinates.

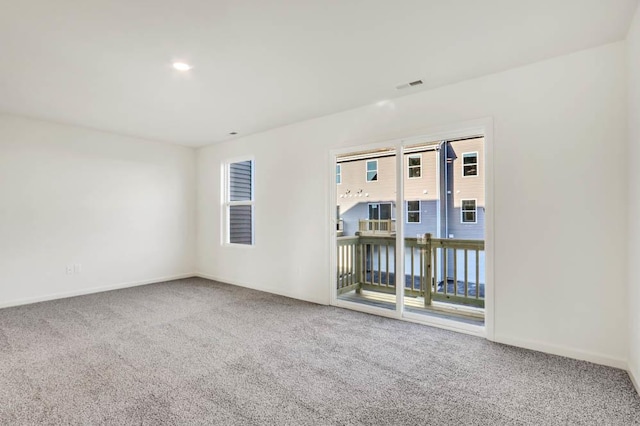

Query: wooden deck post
[
  {"left": 424, "top": 233, "right": 432, "bottom": 307},
  {"left": 356, "top": 238, "right": 363, "bottom": 294}
]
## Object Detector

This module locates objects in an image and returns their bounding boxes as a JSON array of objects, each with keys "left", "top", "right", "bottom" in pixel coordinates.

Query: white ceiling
[{"left": 0, "top": 0, "right": 637, "bottom": 147}]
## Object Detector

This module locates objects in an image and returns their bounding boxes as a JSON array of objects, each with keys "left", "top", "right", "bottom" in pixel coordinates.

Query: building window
[
  {"left": 368, "top": 203, "right": 392, "bottom": 220},
  {"left": 462, "top": 152, "right": 478, "bottom": 177},
  {"left": 407, "top": 154, "right": 422, "bottom": 178},
  {"left": 366, "top": 160, "right": 378, "bottom": 182},
  {"left": 224, "top": 159, "right": 254, "bottom": 245},
  {"left": 461, "top": 199, "right": 477, "bottom": 223},
  {"left": 407, "top": 201, "right": 420, "bottom": 223},
  {"left": 336, "top": 164, "right": 341, "bottom": 184}
]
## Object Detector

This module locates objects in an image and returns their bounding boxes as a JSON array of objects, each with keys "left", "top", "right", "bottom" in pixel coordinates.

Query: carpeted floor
[{"left": 0, "top": 278, "right": 638, "bottom": 425}]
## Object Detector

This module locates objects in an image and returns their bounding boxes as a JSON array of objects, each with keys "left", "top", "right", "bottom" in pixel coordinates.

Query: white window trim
[
  {"left": 336, "top": 164, "right": 341, "bottom": 185},
  {"left": 461, "top": 151, "right": 479, "bottom": 178},
  {"left": 406, "top": 200, "right": 421, "bottom": 224},
  {"left": 222, "top": 157, "right": 255, "bottom": 247},
  {"left": 460, "top": 198, "right": 477, "bottom": 224},
  {"left": 366, "top": 159, "right": 378, "bottom": 182},
  {"left": 407, "top": 154, "right": 422, "bottom": 179}
]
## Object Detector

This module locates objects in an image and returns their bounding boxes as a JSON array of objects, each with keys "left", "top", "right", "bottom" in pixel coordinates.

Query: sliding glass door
[{"left": 334, "top": 135, "right": 486, "bottom": 327}]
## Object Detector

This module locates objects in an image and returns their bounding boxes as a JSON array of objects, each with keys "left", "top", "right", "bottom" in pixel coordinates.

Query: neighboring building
[{"left": 337, "top": 137, "right": 485, "bottom": 241}]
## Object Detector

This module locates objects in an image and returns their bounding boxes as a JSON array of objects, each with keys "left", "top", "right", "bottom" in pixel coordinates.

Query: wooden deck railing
[
  {"left": 358, "top": 219, "right": 396, "bottom": 235},
  {"left": 428, "top": 236, "right": 485, "bottom": 308},
  {"left": 336, "top": 236, "right": 360, "bottom": 294},
  {"left": 359, "top": 236, "right": 397, "bottom": 294},
  {"left": 337, "top": 234, "right": 485, "bottom": 309}
]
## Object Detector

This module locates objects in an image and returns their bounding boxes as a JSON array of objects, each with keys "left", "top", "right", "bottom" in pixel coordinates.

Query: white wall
[
  {"left": 0, "top": 114, "right": 196, "bottom": 306},
  {"left": 628, "top": 5, "right": 640, "bottom": 390},
  {"left": 198, "top": 42, "right": 629, "bottom": 368}
]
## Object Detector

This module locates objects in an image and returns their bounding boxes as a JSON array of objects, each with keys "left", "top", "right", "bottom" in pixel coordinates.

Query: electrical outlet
[
  {"left": 73, "top": 264, "right": 82, "bottom": 274},
  {"left": 66, "top": 265, "right": 73, "bottom": 275}
]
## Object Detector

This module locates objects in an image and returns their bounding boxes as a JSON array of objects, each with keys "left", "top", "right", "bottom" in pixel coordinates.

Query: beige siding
[
  {"left": 450, "top": 138, "right": 485, "bottom": 208},
  {"left": 337, "top": 155, "right": 396, "bottom": 212},
  {"left": 337, "top": 149, "right": 439, "bottom": 213},
  {"left": 404, "top": 150, "right": 438, "bottom": 201}
]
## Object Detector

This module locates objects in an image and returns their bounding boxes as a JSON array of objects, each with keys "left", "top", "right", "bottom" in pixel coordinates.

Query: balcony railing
[
  {"left": 358, "top": 219, "right": 396, "bottom": 235},
  {"left": 337, "top": 233, "right": 485, "bottom": 309}
]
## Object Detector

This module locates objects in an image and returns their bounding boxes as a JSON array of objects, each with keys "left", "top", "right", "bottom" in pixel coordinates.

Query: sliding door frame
[{"left": 329, "top": 118, "right": 494, "bottom": 340}]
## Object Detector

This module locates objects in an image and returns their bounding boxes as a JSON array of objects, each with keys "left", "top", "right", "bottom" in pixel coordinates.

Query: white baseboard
[
  {"left": 195, "top": 272, "right": 328, "bottom": 305},
  {"left": 493, "top": 334, "right": 627, "bottom": 370},
  {"left": 196, "top": 273, "right": 631, "bottom": 371},
  {"left": 10, "top": 272, "right": 629, "bottom": 375},
  {"left": 0, "top": 272, "right": 196, "bottom": 310},
  {"left": 629, "top": 364, "right": 640, "bottom": 396}
]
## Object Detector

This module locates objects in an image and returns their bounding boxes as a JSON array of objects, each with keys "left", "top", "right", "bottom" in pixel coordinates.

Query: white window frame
[
  {"left": 407, "top": 154, "right": 422, "bottom": 179},
  {"left": 336, "top": 164, "right": 341, "bottom": 185},
  {"left": 406, "top": 200, "right": 421, "bottom": 223},
  {"left": 462, "top": 151, "right": 479, "bottom": 177},
  {"left": 366, "top": 159, "right": 378, "bottom": 182},
  {"left": 222, "top": 157, "right": 255, "bottom": 246},
  {"left": 461, "top": 198, "right": 477, "bottom": 224}
]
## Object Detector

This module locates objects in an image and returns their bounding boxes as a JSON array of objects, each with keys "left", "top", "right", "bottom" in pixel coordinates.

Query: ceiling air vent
[{"left": 396, "top": 79, "right": 424, "bottom": 90}]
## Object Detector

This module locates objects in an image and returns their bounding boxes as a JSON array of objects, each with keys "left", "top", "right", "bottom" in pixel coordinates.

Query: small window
[
  {"left": 366, "top": 160, "right": 378, "bottom": 182},
  {"left": 336, "top": 164, "right": 341, "bottom": 184},
  {"left": 462, "top": 152, "right": 478, "bottom": 177},
  {"left": 461, "top": 199, "right": 477, "bottom": 223},
  {"left": 407, "top": 154, "right": 422, "bottom": 178},
  {"left": 407, "top": 201, "right": 420, "bottom": 223},
  {"left": 224, "top": 159, "right": 254, "bottom": 245}
]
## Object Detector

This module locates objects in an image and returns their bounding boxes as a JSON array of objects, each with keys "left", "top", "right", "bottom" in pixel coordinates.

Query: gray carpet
[{"left": 0, "top": 278, "right": 638, "bottom": 425}]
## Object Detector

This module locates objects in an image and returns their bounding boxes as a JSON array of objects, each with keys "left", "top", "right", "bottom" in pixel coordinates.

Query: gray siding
[
  {"left": 446, "top": 207, "right": 485, "bottom": 240},
  {"left": 341, "top": 203, "right": 367, "bottom": 236},
  {"left": 404, "top": 200, "right": 439, "bottom": 238}
]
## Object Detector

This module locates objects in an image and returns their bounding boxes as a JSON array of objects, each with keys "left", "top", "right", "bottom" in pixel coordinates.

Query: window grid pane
[
  {"left": 408, "top": 157, "right": 421, "bottom": 166},
  {"left": 462, "top": 211, "right": 476, "bottom": 223},
  {"left": 229, "top": 161, "right": 253, "bottom": 201},
  {"left": 463, "top": 154, "right": 477, "bottom": 164},
  {"left": 407, "top": 201, "right": 420, "bottom": 223},
  {"left": 408, "top": 212, "right": 420, "bottom": 223},
  {"left": 379, "top": 203, "right": 391, "bottom": 220},
  {"left": 229, "top": 205, "right": 253, "bottom": 244},
  {"left": 463, "top": 164, "right": 478, "bottom": 176}
]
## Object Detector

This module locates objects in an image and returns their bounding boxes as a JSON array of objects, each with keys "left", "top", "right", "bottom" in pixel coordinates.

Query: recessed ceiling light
[
  {"left": 229, "top": 132, "right": 238, "bottom": 135},
  {"left": 172, "top": 62, "right": 192, "bottom": 71}
]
